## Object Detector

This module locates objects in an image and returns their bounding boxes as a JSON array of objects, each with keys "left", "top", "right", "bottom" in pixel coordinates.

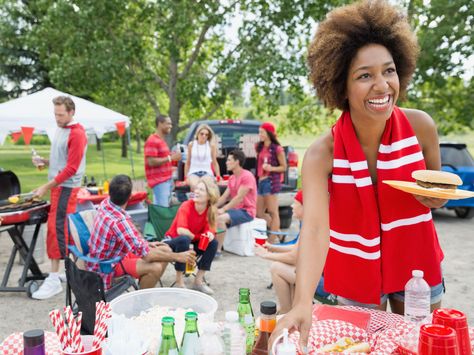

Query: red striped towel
[{"left": 325, "top": 106, "right": 444, "bottom": 304}]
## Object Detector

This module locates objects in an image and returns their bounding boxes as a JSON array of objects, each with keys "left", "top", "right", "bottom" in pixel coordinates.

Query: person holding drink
[
  {"left": 164, "top": 176, "right": 220, "bottom": 295},
  {"left": 184, "top": 124, "right": 221, "bottom": 191},
  {"left": 271, "top": 0, "right": 447, "bottom": 350}
]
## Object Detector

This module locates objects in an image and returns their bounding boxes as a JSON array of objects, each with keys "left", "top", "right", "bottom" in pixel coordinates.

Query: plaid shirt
[
  {"left": 144, "top": 133, "right": 172, "bottom": 187},
  {"left": 87, "top": 198, "right": 149, "bottom": 289}
]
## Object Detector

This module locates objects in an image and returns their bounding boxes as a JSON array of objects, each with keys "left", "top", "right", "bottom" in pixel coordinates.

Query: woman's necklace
[{"left": 195, "top": 140, "right": 208, "bottom": 162}]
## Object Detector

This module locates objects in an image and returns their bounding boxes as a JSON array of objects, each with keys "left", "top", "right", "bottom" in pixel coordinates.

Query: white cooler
[{"left": 223, "top": 218, "right": 267, "bottom": 256}]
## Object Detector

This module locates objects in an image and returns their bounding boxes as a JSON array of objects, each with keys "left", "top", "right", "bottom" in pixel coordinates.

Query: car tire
[{"left": 454, "top": 207, "right": 474, "bottom": 219}]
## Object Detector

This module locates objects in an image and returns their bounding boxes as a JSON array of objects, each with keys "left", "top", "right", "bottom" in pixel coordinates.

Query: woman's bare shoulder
[
  {"left": 304, "top": 131, "right": 333, "bottom": 171},
  {"left": 401, "top": 108, "right": 436, "bottom": 131}
]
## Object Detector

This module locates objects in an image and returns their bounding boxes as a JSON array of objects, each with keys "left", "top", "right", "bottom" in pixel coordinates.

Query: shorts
[
  {"left": 337, "top": 280, "right": 445, "bottom": 308},
  {"left": 114, "top": 252, "right": 141, "bottom": 279},
  {"left": 227, "top": 208, "right": 253, "bottom": 227},
  {"left": 152, "top": 178, "right": 173, "bottom": 207},
  {"left": 47, "top": 186, "right": 80, "bottom": 259},
  {"left": 189, "top": 171, "right": 211, "bottom": 178},
  {"left": 257, "top": 178, "right": 272, "bottom": 196}
]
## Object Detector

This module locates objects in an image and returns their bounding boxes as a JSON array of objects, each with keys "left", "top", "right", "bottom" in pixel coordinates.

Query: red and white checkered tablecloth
[
  {"left": 285, "top": 305, "right": 474, "bottom": 354},
  {"left": 0, "top": 331, "right": 62, "bottom": 355}
]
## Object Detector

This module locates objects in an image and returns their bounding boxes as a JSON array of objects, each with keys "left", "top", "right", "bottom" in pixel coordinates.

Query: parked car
[
  {"left": 174, "top": 119, "right": 299, "bottom": 228},
  {"left": 440, "top": 142, "right": 474, "bottom": 218}
]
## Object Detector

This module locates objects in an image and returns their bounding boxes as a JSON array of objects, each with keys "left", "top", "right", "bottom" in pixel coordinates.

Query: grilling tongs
[{"left": 2, "top": 192, "right": 36, "bottom": 205}]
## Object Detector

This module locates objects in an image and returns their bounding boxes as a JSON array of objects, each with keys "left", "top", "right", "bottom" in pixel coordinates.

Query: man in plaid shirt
[
  {"left": 144, "top": 114, "right": 182, "bottom": 207},
  {"left": 87, "top": 174, "right": 195, "bottom": 290}
]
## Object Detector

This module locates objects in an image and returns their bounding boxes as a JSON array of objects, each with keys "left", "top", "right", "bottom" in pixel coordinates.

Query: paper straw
[
  {"left": 76, "top": 311, "right": 85, "bottom": 352},
  {"left": 49, "top": 309, "right": 69, "bottom": 350},
  {"left": 93, "top": 301, "right": 105, "bottom": 339},
  {"left": 64, "top": 306, "right": 81, "bottom": 352},
  {"left": 92, "top": 301, "right": 111, "bottom": 349}
]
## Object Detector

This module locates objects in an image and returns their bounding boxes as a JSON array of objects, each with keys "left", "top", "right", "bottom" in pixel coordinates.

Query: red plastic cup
[
  {"left": 433, "top": 308, "right": 472, "bottom": 355},
  {"left": 223, "top": 174, "right": 230, "bottom": 181},
  {"left": 198, "top": 234, "right": 210, "bottom": 251},
  {"left": 255, "top": 235, "right": 267, "bottom": 246},
  {"left": 418, "top": 324, "right": 459, "bottom": 355},
  {"left": 63, "top": 335, "right": 102, "bottom": 355}
]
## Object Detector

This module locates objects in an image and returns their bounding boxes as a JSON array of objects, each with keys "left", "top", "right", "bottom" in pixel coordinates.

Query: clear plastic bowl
[
  {"left": 108, "top": 288, "right": 218, "bottom": 353},
  {"left": 109, "top": 287, "right": 218, "bottom": 319}
]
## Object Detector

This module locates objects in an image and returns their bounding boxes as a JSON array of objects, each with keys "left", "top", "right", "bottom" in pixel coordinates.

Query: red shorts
[
  {"left": 114, "top": 252, "right": 141, "bottom": 279},
  {"left": 47, "top": 186, "right": 80, "bottom": 259}
]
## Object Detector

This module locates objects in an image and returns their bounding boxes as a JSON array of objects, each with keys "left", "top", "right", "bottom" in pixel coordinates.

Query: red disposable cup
[
  {"left": 255, "top": 235, "right": 267, "bottom": 246},
  {"left": 198, "top": 234, "right": 210, "bottom": 251},
  {"left": 418, "top": 324, "right": 459, "bottom": 355},
  {"left": 223, "top": 174, "right": 230, "bottom": 181},
  {"left": 433, "top": 308, "right": 472, "bottom": 355},
  {"left": 63, "top": 335, "right": 102, "bottom": 355}
]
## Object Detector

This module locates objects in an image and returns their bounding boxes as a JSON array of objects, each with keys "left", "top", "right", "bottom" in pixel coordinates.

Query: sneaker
[
  {"left": 58, "top": 273, "right": 67, "bottom": 283},
  {"left": 192, "top": 283, "right": 214, "bottom": 295},
  {"left": 214, "top": 251, "right": 223, "bottom": 259},
  {"left": 174, "top": 282, "right": 187, "bottom": 289},
  {"left": 32, "top": 275, "right": 63, "bottom": 300}
]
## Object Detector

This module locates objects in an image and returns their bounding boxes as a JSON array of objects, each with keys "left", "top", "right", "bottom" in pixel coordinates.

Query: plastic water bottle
[
  {"left": 222, "top": 311, "right": 246, "bottom": 355},
  {"left": 197, "top": 323, "right": 224, "bottom": 355},
  {"left": 404, "top": 270, "right": 431, "bottom": 323}
]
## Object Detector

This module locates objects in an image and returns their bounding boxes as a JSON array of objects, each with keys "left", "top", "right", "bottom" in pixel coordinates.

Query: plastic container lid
[
  {"left": 225, "top": 311, "right": 239, "bottom": 322},
  {"left": 23, "top": 329, "right": 44, "bottom": 348},
  {"left": 412, "top": 270, "right": 424, "bottom": 278},
  {"left": 260, "top": 301, "right": 277, "bottom": 315}
]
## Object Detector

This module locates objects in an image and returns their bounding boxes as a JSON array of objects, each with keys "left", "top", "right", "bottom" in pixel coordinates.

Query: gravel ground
[{"left": 1, "top": 208, "right": 473, "bottom": 343}]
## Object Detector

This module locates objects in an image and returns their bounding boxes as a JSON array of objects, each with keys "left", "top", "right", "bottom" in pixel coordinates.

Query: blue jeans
[
  {"left": 227, "top": 208, "right": 253, "bottom": 227},
  {"left": 152, "top": 178, "right": 173, "bottom": 207}
]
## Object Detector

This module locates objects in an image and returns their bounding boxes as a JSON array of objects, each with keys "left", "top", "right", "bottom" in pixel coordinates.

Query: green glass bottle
[
  {"left": 237, "top": 288, "right": 255, "bottom": 354},
  {"left": 158, "top": 316, "right": 179, "bottom": 355},
  {"left": 179, "top": 312, "right": 199, "bottom": 355}
]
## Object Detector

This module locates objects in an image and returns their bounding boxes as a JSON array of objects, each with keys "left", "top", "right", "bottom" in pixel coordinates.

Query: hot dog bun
[
  {"left": 317, "top": 337, "right": 370, "bottom": 353},
  {"left": 412, "top": 170, "right": 462, "bottom": 190}
]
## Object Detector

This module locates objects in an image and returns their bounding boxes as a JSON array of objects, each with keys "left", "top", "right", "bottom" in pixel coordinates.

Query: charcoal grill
[{"left": 0, "top": 170, "right": 50, "bottom": 297}]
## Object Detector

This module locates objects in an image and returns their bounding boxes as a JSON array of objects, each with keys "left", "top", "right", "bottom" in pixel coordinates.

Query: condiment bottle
[
  {"left": 23, "top": 329, "right": 45, "bottom": 355},
  {"left": 252, "top": 301, "right": 277, "bottom": 354}
]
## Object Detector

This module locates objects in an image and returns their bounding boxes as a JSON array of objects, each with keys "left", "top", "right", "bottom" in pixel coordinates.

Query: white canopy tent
[{"left": 0, "top": 87, "right": 130, "bottom": 144}]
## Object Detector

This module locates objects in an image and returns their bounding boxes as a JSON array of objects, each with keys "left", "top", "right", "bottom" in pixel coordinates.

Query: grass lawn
[{"left": 1, "top": 130, "right": 473, "bottom": 195}]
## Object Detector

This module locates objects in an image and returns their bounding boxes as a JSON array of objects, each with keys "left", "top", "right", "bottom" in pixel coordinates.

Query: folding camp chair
[
  {"left": 66, "top": 210, "right": 138, "bottom": 334},
  {"left": 144, "top": 203, "right": 181, "bottom": 242}
]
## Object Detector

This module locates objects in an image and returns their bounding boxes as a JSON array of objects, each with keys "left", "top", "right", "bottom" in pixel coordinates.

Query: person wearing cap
[
  {"left": 255, "top": 121, "right": 287, "bottom": 243},
  {"left": 255, "top": 190, "right": 332, "bottom": 313}
]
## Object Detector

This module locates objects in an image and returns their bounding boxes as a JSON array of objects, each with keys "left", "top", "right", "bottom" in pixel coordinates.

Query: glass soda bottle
[
  {"left": 31, "top": 148, "right": 45, "bottom": 171},
  {"left": 252, "top": 301, "right": 277, "bottom": 355},
  {"left": 237, "top": 288, "right": 255, "bottom": 354},
  {"left": 159, "top": 316, "right": 179, "bottom": 355},
  {"left": 180, "top": 311, "right": 200, "bottom": 355},
  {"left": 404, "top": 270, "right": 431, "bottom": 324},
  {"left": 185, "top": 244, "right": 195, "bottom": 275}
]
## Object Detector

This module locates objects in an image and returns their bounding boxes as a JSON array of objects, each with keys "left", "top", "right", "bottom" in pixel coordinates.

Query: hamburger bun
[
  {"left": 318, "top": 337, "right": 371, "bottom": 353},
  {"left": 412, "top": 170, "right": 462, "bottom": 190}
]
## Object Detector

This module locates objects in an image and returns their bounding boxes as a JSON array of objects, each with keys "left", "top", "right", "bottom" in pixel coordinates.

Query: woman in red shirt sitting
[{"left": 164, "top": 176, "right": 219, "bottom": 295}]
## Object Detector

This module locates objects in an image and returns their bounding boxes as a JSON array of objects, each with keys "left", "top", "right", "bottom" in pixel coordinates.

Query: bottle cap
[
  {"left": 412, "top": 270, "right": 424, "bottom": 278},
  {"left": 276, "top": 328, "right": 296, "bottom": 355},
  {"left": 161, "top": 316, "right": 175, "bottom": 324},
  {"left": 185, "top": 311, "right": 198, "bottom": 320},
  {"left": 260, "top": 301, "right": 277, "bottom": 315},
  {"left": 225, "top": 311, "right": 239, "bottom": 322},
  {"left": 23, "top": 329, "right": 44, "bottom": 348}
]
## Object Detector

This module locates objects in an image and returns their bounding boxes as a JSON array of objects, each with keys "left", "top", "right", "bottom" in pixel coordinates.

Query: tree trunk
[
  {"left": 121, "top": 134, "right": 127, "bottom": 158},
  {"left": 96, "top": 136, "right": 102, "bottom": 151},
  {"left": 168, "top": 56, "right": 180, "bottom": 146},
  {"left": 135, "top": 126, "right": 141, "bottom": 154}
]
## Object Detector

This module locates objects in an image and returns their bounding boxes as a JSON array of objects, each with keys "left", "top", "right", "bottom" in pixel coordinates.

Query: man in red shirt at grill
[
  {"left": 144, "top": 114, "right": 182, "bottom": 207},
  {"left": 32, "top": 96, "right": 87, "bottom": 300},
  {"left": 87, "top": 174, "right": 196, "bottom": 290}
]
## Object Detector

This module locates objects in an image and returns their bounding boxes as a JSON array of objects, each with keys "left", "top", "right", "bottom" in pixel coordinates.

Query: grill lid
[{"left": 0, "top": 170, "right": 21, "bottom": 200}]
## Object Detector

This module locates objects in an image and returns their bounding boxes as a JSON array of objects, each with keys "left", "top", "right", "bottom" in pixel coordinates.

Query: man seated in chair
[
  {"left": 216, "top": 149, "right": 257, "bottom": 256},
  {"left": 87, "top": 174, "right": 196, "bottom": 290}
]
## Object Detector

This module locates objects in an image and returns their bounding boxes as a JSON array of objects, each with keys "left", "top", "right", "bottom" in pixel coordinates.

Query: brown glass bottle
[{"left": 252, "top": 301, "right": 277, "bottom": 355}]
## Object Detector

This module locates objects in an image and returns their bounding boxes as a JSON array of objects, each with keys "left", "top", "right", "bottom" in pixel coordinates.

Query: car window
[
  {"left": 440, "top": 146, "right": 474, "bottom": 167},
  {"left": 209, "top": 124, "right": 259, "bottom": 148}
]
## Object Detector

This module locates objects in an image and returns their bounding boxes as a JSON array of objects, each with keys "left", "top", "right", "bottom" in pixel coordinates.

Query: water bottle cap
[
  {"left": 225, "top": 311, "right": 239, "bottom": 322},
  {"left": 23, "top": 329, "right": 44, "bottom": 347},
  {"left": 412, "top": 270, "right": 424, "bottom": 278}
]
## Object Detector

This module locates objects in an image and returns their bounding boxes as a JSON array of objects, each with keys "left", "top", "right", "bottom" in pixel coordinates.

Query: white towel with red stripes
[{"left": 324, "top": 106, "right": 443, "bottom": 305}]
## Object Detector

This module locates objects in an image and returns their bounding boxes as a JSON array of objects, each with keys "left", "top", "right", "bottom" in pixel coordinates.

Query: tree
[{"left": 0, "top": 0, "right": 347, "bottom": 143}]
